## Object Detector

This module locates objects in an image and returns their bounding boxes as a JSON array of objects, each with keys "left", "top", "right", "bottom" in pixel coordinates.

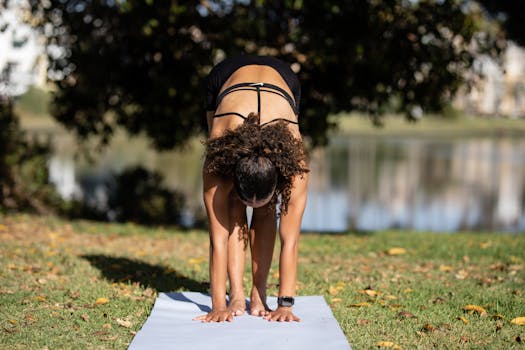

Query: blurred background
[{"left": 1, "top": 0, "right": 524, "bottom": 232}]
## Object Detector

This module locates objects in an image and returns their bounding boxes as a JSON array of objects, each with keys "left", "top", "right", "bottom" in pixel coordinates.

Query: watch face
[{"left": 278, "top": 296, "right": 295, "bottom": 307}]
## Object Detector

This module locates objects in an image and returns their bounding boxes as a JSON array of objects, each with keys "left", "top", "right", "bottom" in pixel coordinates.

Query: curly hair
[{"left": 205, "top": 113, "right": 309, "bottom": 214}]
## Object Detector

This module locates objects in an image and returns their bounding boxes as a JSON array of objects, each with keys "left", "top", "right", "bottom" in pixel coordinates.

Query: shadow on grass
[
  {"left": 301, "top": 229, "right": 376, "bottom": 236},
  {"left": 81, "top": 254, "right": 209, "bottom": 293}
]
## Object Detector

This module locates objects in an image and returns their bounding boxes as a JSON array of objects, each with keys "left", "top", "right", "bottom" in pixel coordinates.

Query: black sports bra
[{"left": 212, "top": 82, "right": 299, "bottom": 127}]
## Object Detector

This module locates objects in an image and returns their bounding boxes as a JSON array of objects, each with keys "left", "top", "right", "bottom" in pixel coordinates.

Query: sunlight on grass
[{"left": 1, "top": 214, "right": 524, "bottom": 349}]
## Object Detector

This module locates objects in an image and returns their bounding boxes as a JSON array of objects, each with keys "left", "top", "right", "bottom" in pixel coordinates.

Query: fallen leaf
[
  {"left": 359, "top": 289, "right": 380, "bottom": 297},
  {"left": 95, "top": 297, "right": 109, "bottom": 305},
  {"left": 455, "top": 270, "right": 469, "bottom": 280},
  {"left": 457, "top": 316, "right": 469, "bottom": 324},
  {"left": 357, "top": 319, "right": 371, "bottom": 325},
  {"left": 348, "top": 302, "right": 371, "bottom": 308},
  {"left": 492, "top": 314, "right": 505, "bottom": 320},
  {"left": 397, "top": 311, "right": 417, "bottom": 319},
  {"left": 80, "top": 314, "right": 89, "bottom": 322},
  {"left": 439, "top": 265, "right": 453, "bottom": 272},
  {"left": 511, "top": 317, "right": 525, "bottom": 325},
  {"left": 35, "top": 295, "right": 46, "bottom": 302},
  {"left": 93, "top": 330, "right": 108, "bottom": 337},
  {"left": 403, "top": 289, "right": 414, "bottom": 294},
  {"left": 460, "top": 336, "right": 469, "bottom": 343},
  {"left": 331, "top": 298, "right": 342, "bottom": 304},
  {"left": 102, "top": 323, "right": 112, "bottom": 329},
  {"left": 329, "top": 286, "right": 340, "bottom": 296},
  {"left": 421, "top": 323, "right": 435, "bottom": 332},
  {"left": 116, "top": 318, "right": 133, "bottom": 328},
  {"left": 386, "top": 248, "right": 406, "bottom": 256},
  {"left": 480, "top": 241, "right": 492, "bottom": 249},
  {"left": 376, "top": 341, "right": 402, "bottom": 349},
  {"left": 463, "top": 304, "right": 487, "bottom": 315},
  {"left": 24, "top": 314, "right": 36, "bottom": 322}
]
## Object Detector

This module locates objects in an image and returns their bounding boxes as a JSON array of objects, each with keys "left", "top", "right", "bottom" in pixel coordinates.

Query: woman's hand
[
  {"left": 193, "top": 309, "right": 234, "bottom": 323},
  {"left": 263, "top": 307, "right": 301, "bottom": 322}
]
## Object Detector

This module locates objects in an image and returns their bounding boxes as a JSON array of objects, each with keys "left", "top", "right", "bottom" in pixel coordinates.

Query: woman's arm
[
  {"left": 265, "top": 170, "right": 308, "bottom": 322},
  {"left": 194, "top": 166, "right": 234, "bottom": 322}
]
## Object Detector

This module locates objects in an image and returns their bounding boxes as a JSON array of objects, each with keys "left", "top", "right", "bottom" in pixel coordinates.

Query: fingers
[
  {"left": 263, "top": 310, "right": 301, "bottom": 322},
  {"left": 193, "top": 311, "right": 234, "bottom": 322}
]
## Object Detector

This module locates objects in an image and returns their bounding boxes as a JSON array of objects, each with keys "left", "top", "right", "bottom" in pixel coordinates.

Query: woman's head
[
  {"left": 234, "top": 155, "right": 277, "bottom": 208},
  {"left": 205, "top": 112, "right": 308, "bottom": 213}
]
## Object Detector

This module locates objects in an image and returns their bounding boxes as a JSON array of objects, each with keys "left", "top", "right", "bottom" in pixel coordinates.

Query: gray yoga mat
[{"left": 128, "top": 292, "right": 351, "bottom": 350}]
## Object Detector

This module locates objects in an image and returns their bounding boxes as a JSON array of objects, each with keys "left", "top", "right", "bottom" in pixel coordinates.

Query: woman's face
[{"left": 238, "top": 192, "right": 273, "bottom": 208}]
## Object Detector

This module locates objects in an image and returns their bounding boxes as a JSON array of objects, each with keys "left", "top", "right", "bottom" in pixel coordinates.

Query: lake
[{"left": 48, "top": 131, "right": 525, "bottom": 233}]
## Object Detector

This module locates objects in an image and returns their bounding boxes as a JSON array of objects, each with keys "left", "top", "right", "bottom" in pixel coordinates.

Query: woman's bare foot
[
  {"left": 250, "top": 288, "right": 271, "bottom": 316},
  {"left": 227, "top": 297, "right": 246, "bottom": 316}
]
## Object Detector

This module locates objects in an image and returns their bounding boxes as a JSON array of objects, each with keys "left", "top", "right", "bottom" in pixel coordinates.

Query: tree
[
  {"left": 477, "top": 0, "right": 525, "bottom": 46},
  {"left": 29, "top": 0, "right": 500, "bottom": 149}
]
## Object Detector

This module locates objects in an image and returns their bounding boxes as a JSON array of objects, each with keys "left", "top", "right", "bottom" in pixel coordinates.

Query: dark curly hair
[{"left": 205, "top": 113, "right": 309, "bottom": 214}]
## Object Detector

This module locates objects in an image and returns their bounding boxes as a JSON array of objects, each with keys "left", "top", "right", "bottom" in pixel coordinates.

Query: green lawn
[{"left": 1, "top": 214, "right": 524, "bottom": 349}]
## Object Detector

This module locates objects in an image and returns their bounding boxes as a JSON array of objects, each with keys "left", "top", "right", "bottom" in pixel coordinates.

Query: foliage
[
  {"left": 1, "top": 214, "right": 524, "bottom": 348},
  {"left": 107, "top": 166, "right": 185, "bottom": 225},
  {"left": 0, "top": 101, "right": 61, "bottom": 213},
  {"left": 28, "top": 0, "right": 501, "bottom": 148},
  {"left": 477, "top": 0, "right": 525, "bottom": 46}
]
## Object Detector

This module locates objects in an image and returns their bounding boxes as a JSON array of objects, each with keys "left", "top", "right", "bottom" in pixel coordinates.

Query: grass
[
  {"left": 1, "top": 214, "right": 524, "bottom": 349},
  {"left": 331, "top": 112, "right": 525, "bottom": 138}
]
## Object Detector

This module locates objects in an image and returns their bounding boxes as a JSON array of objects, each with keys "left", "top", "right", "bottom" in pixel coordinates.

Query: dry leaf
[
  {"left": 24, "top": 314, "right": 36, "bottom": 322},
  {"left": 455, "top": 270, "right": 469, "bottom": 280},
  {"left": 480, "top": 241, "right": 492, "bottom": 249},
  {"left": 357, "top": 319, "right": 371, "bottom": 325},
  {"left": 348, "top": 302, "right": 371, "bottom": 308},
  {"left": 457, "top": 316, "right": 469, "bottom": 324},
  {"left": 376, "top": 341, "right": 402, "bottom": 349},
  {"left": 397, "top": 311, "right": 417, "bottom": 319},
  {"left": 463, "top": 305, "right": 487, "bottom": 315},
  {"left": 359, "top": 289, "right": 380, "bottom": 297},
  {"left": 95, "top": 297, "right": 109, "bottom": 305},
  {"left": 386, "top": 248, "right": 406, "bottom": 256},
  {"left": 439, "top": 265, "right": 453, "bottom": 272},
  {"left": 511, "top": 317, "right": 525, "bottom": 325},
  {"left": 331, "top": 298, "right": 342, "bottom": 304},
  {"left": 116, "top": 318, "right": 133, "bottom": 328},
  {"left": 80, "top": 314, "right": 90, "bottom": 322},
  {"left": 422, "top": 323, "right": 435, "bottom": 332},
  {"left": 329, "top": 286, "right": 340, "bottom": 296},
  {"left": 35, "top": 295, "right": 46, "bottom": 302}
]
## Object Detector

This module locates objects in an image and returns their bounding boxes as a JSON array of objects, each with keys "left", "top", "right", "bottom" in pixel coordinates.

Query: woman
[{"left": 194, "top": 55, "right": 309, "bottom": 323}]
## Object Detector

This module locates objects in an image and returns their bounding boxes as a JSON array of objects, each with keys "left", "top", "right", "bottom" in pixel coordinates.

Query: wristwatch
[{"left": 277, "top": 296, "right": 295, "bottom": 307}]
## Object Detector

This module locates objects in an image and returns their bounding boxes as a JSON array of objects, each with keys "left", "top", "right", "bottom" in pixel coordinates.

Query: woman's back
[{"left": 207, "top": 58, "right": 301, "bottom": 140}]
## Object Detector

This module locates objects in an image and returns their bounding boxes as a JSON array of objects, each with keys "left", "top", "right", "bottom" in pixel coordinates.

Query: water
[
  {"left": 304, "top": 135, "right": 525, "bottom": 232},
  {"left": 48, "top": 133, "right": 525, "bottom": 232}
]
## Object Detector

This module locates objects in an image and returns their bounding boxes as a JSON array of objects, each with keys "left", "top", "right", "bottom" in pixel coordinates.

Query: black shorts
[{"left": 206, "top": 55, "right": 301, "bottom": 112}]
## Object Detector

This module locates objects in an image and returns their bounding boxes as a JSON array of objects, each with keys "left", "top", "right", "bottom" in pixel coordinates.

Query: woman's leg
[
  {"left": 249, "top": 205, "right": 277, "bottom": 316},
  {"left": 226, "top": 192, "right": 248, "bottom": 316}
]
